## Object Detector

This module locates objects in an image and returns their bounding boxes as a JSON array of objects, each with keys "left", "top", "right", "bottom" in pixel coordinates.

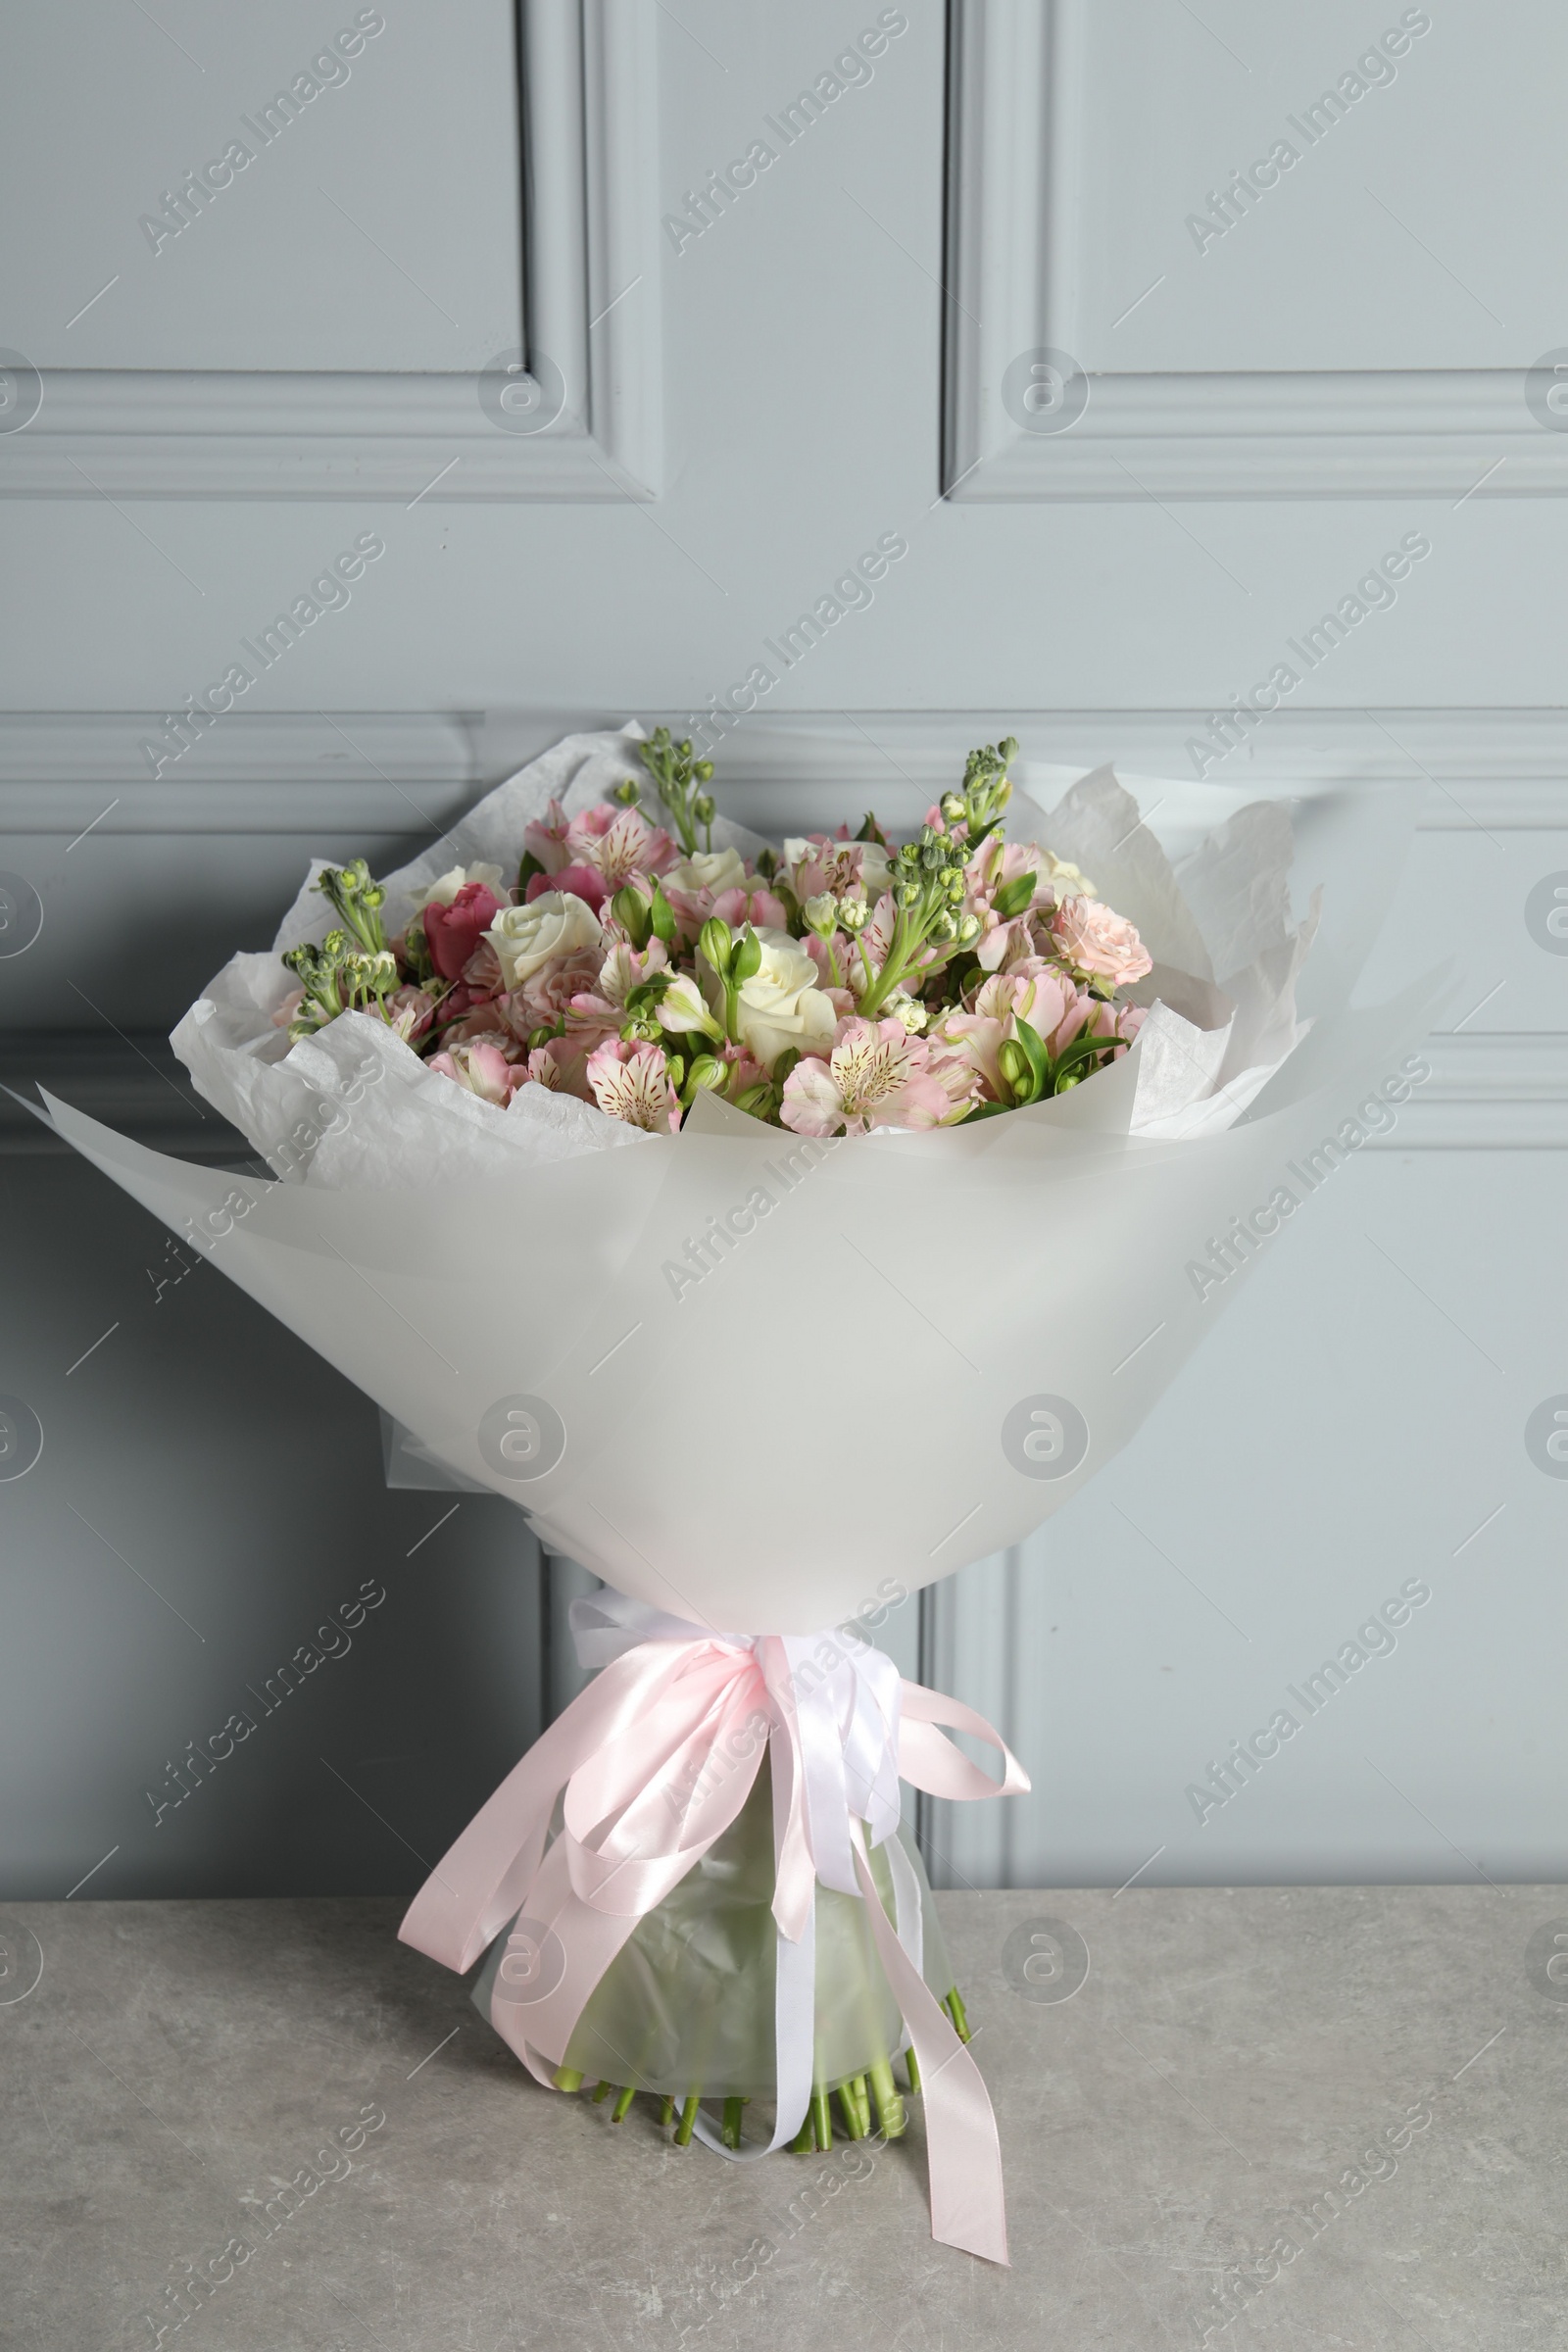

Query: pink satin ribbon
[{"left": 399, "top": 1599, "right": 1029, "bottom": 2264}]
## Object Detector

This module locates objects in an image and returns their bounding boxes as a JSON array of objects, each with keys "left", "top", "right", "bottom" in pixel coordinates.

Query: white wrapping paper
[{"left": 37, "top": 729, "right": 1445, "bottom": 1633}]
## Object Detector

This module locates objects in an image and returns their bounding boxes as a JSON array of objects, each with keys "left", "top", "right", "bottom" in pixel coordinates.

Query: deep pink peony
[{"left": 423, "top": 882, "right": 504, "bottom": 983}]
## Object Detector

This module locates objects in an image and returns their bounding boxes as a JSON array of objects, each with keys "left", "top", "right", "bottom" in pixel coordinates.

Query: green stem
[
  {"left": 553, "top": 2067, "right": 584, "bottom": 2094},
  {"left": 721, "top": 2096, "right": 745, "bottom": 2150},
  {"left": 811, "top": 2087, "right": 832, "bottom": 2150},
  {"left": 611, "top": 2084, "right": 637, "bottom": 2124},
  {"left": 837, "top": 2078, "right": 869, "bottom": 2140},
  {"left": 944, "top": 1986, "right": 972, "bottom": 2042},
  {"left": 658, "top": 2094, "right": 675, "bottom": 2128},
  {"left": 867, "top": 2056, "right": 906, "bottom": 2139},
  {"left": 788, "top": 2113, "right": 816, "bottom": 2154},
  {"left": 675, "top": 2094, "right": 700, "bottom": 2146},
  {"left": 858, "top": 911, "right": 910, "bottom": 1018},
  {"left": 591, "top": 2079, "right": 614, "bottom": 2103},
  {"left": 904, "top": 2046, "right": 921, "bottom": 2095}
]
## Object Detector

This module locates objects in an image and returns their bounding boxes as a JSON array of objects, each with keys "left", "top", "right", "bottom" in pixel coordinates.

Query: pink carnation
[
  {"left": 384, "top": 985, "right": 436, "bottom": 1044},
  {"left": 506, "top": 947, "right": 609, "bottom": 1031},
  {"left": 1050, "top": 896, "right": 1152, "bottom": 986}
]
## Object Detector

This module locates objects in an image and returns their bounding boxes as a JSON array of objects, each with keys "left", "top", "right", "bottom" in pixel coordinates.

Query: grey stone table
[{"left": 4, "top": 1886, "right": 1564, "bottom": 2350}]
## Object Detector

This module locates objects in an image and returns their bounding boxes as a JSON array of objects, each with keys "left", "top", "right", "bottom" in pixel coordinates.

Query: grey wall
[{"left": 1, "top": 0, "right": 1566, "bottom": 1898}]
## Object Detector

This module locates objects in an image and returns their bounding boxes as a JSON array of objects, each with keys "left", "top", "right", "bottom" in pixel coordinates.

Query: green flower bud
[
  {"left": 998, "top": 1039, "right": 1030, "bottom": 1098},
  {"left": 693, "top": 793, "right": 715, "bottom": 828},
  {"left": 730, "top": 924, "right": 762, "bottom": 984},
  {"left": 685, "top": 1054, "right": 725, "bottom": 1097},
  {"left": 956, "top": 912, "right": 982, "bottom": 945},
  {"left": 612, "top": 882, "right": 652, "bottom": 950},
  {"left": 698, "top": 916, "right": 733, "bottom": 975},
  {"left": 838, "top": 898, "right": 868, "bottom": 934},
  {"left": 940, "top": 792, "right": 965, "bottom": 821},
  {"left": 897, "top": 883, "right": 921, "bottom": 910},
  {"left": 611, "top": 777, "right": 642, "bottom": 807},
  {"left": 694, "top": 760, "right": 714, "bottom": 782},
  {"left": 802, "top": 892, "right": 838, "bottom": 939}
]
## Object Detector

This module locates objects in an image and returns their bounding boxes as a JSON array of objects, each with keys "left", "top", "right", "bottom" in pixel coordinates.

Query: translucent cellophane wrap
[{"left": 472, "top": 1773, "right": 954, "bottom": 2102}]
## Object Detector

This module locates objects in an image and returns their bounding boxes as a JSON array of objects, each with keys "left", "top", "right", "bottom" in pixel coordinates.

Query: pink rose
[
  {"left": 423, "top": 882, "right": 503, "bottom": 982},
  {"left": 1050, "top": 897, "right": 1152, "bottom": 986}
]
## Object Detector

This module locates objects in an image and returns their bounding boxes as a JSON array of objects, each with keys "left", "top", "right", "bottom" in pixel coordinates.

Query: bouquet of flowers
[
  {"left": 42, "top": 724, "right": 1439, "bottom": 2264},
  {"left": 271, "top": 723, "right": 1152, "bottom": 1140}
]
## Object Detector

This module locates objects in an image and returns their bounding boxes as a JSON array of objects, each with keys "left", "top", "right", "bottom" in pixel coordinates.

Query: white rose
[
  {"left": 668, "top": 846, "right": 748, "bottom": 897},
  {"left": 488, "top": 893, "right": 603, "bottom": 989},
  {"left": 417, "top": 862, "right": 508, "bottom": 909},
  {"left": 730, "top": 927, "right": 836, "bottom": 1072}
]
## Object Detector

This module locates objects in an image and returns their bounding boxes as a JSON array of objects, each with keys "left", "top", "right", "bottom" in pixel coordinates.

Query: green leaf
[
  {"left": 1012, "top": 1016, "right": 1051, "bottom": 1088},
  {"left": 992, "top": 870, "right": 1038, "bottom": 921}
]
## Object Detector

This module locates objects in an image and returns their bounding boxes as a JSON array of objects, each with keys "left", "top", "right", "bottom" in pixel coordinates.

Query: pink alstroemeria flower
[
  {"left": 527, "top": 861, "right": 609, "bottom": 912},
  {"left": 585, "top": 1037, "right": 680, "bottom": 1132},
  {"left": 427, "top": 1039, "right": 522, "bottom": 1105},
  {"left": 565, "top": 804, "right": 677, "bottom": 890},
  {"left": 780, "top": 1016, "right": 974, "bottom": 1137}
]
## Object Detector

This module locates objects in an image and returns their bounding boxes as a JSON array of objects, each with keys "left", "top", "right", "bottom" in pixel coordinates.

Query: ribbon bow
[{"left": 399, "top": 1590, "right": 1029, "bottom": 2264}]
